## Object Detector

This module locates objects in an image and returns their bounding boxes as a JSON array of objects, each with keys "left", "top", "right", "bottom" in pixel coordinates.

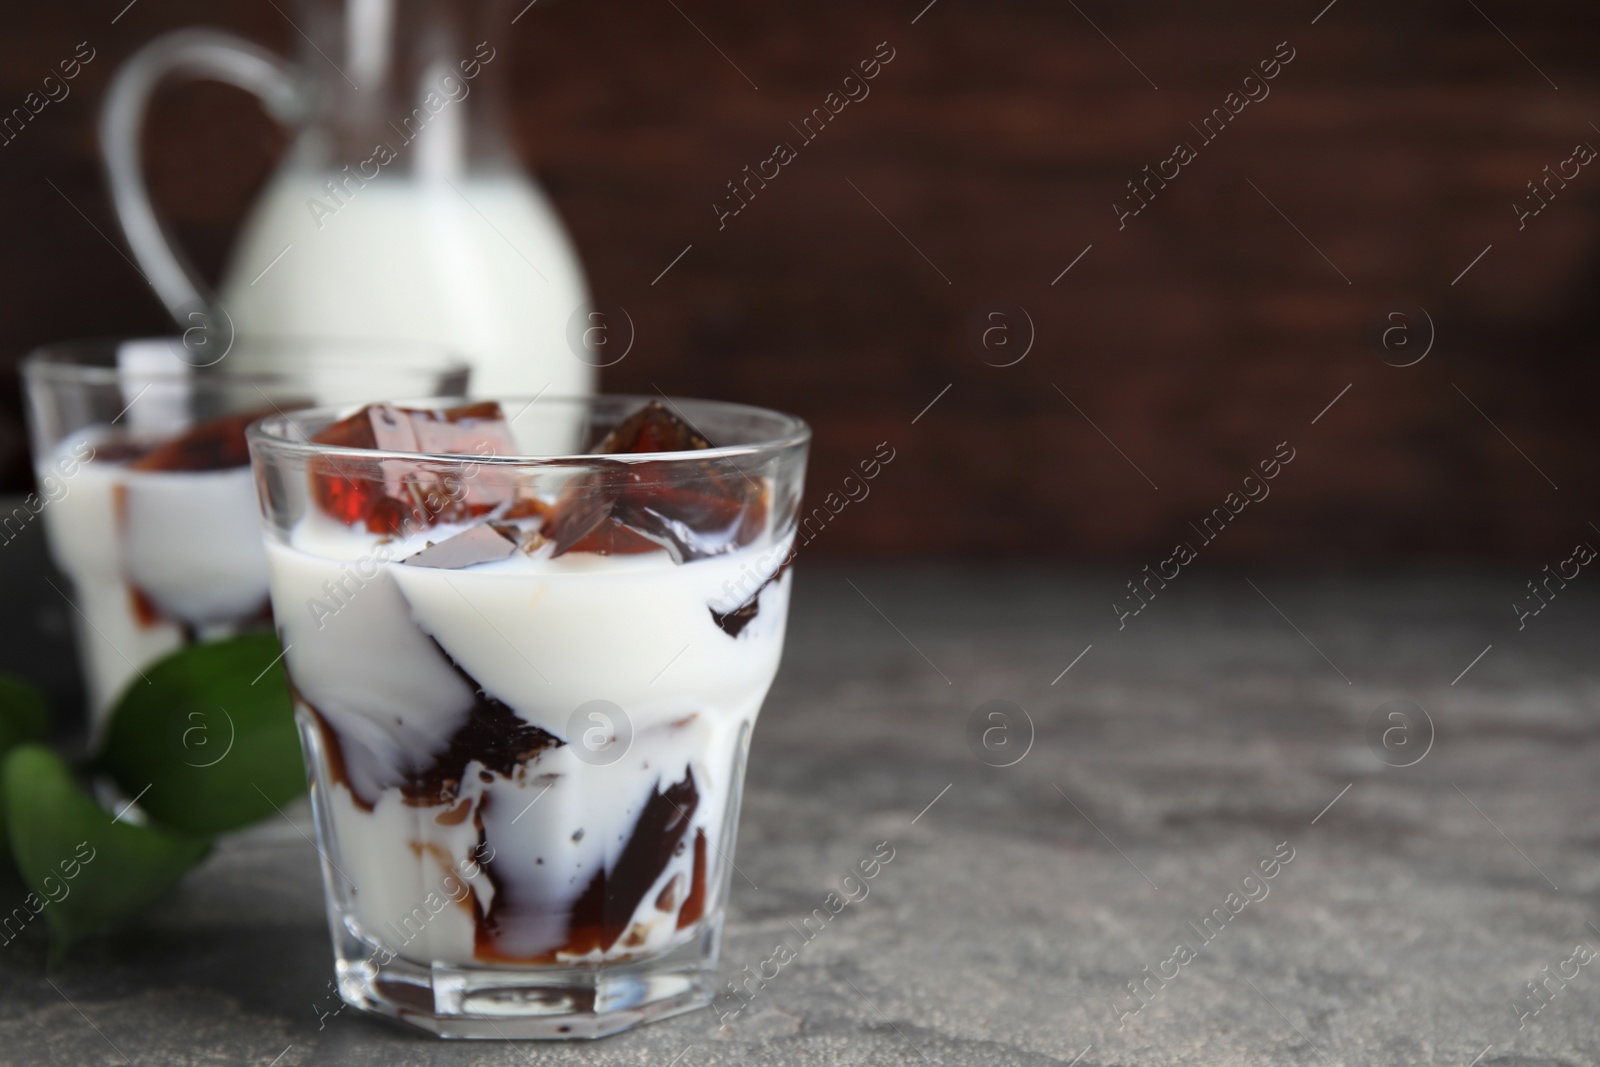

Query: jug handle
[{"left": 99, "top": 29, "right": 298, "bottom": 330}]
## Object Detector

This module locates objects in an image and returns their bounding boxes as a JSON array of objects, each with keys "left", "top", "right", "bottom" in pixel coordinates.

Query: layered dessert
[
  {"left": 38, "top": 411, "right": 273, "bottom": 722},
  {"left": 264, "top": 400, "right": 792, "bottom": 967}
]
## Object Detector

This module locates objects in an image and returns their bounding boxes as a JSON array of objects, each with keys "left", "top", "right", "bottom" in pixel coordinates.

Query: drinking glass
[
  {"left": 20, "top": 336, "right": 469, "bottom": 731},
  {"left": 247, "top": 395, "right": 808, "bottom": 1038}
]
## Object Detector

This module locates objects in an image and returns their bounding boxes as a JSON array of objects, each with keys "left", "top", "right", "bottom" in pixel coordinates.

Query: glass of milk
[
  {"left": 246, "top": 394, "right": 810, "bottom": 1038},
  {"left": 20, "top": 337, "right": 469, "bottom": 735}
]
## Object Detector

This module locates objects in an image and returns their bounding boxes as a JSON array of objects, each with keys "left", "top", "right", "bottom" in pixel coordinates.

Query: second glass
[{"left": 20, "top": 336, "right": 469, "bottom": 732}]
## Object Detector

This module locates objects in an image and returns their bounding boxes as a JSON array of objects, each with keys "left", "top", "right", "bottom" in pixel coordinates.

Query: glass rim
[
  {"left": 20, "top": 334, "right": 472, "bottom": 388},
  {"left": 247, "top": 394, "right": 812, "bottom": 467}
]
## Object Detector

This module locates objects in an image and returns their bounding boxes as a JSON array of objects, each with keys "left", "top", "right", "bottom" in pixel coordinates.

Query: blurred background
[{"left": 1, "top": 0, "right": 1595, "bottom": 561}]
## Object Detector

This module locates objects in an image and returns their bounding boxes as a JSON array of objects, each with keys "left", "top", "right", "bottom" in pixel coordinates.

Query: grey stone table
[{"left": 1, "top": 530, "right": 1596, "bottom": 1064}]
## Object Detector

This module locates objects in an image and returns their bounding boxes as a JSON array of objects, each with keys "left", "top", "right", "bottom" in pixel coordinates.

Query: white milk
[
  {"left": 217, "top": 172, "right": 595, "bottom": 400},
  {"left": 39, "top": 436, "right": 269, "bottom": 728}
]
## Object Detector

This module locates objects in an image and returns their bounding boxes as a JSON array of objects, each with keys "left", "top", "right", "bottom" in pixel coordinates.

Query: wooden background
[{"left": 2, "top": 0, "right": 1596, "bottom": 561}]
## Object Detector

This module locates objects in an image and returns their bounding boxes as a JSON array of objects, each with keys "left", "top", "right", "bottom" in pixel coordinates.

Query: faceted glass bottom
[{"left": 330, "top": 920, "right": 720, "bottom": 1039}]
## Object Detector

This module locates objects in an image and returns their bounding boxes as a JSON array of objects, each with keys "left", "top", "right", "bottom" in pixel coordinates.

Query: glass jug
[{"left": 100, "top": 0, "right": 594, "bottom": 399}]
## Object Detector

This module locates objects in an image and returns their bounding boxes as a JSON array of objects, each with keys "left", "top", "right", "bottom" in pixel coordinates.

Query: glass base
[{"left": 332, "top": 922, "right": 719, "bottom": 1039}]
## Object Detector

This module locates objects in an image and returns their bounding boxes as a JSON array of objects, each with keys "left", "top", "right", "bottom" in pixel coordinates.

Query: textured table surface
[{"left": 0, "top": 538, "right": 1596, "bottom": 1065}]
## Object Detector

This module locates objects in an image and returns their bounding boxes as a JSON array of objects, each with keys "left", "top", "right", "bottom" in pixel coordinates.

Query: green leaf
[
  {"left": 3, "top": 744, "right": 209, "bottom": 959},
  {"left": 0, "top": 674, "right": 49, "bottom": 754},
  {"left": 99, "top": 633, "right": 305, "bottom": 836},
  {"left": 0, "top": 672, "right": 50, "bottom": 864}
]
